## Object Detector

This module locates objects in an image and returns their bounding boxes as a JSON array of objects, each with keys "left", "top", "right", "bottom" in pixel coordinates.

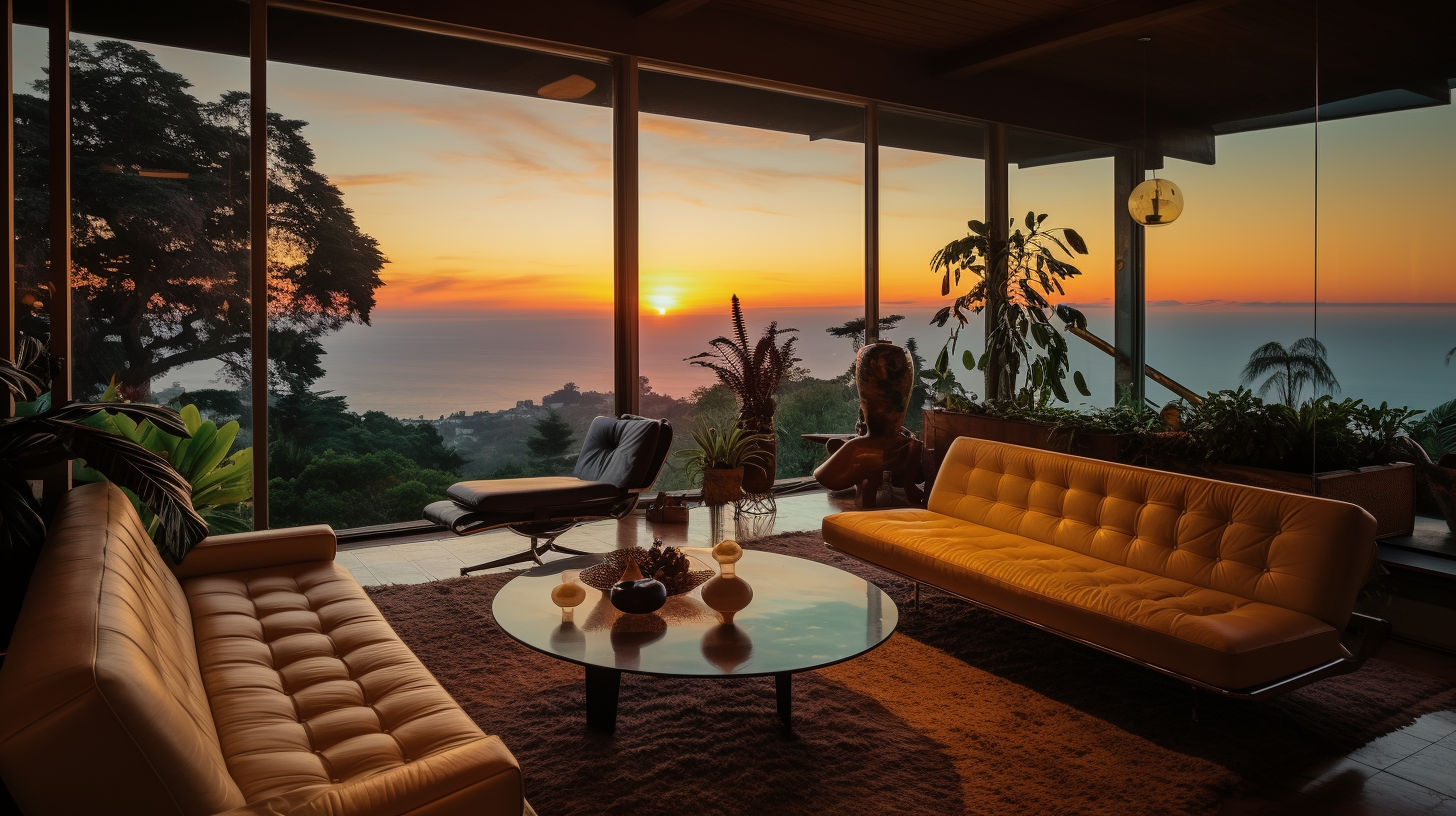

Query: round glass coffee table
[{"left": 492, "top": 547, "right": 898, "bottom": 732}]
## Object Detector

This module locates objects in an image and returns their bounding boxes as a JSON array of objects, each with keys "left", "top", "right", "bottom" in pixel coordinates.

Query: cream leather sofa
[
  {"left": 0, "top": 483, "right": 532, "bottom": 816},
  {"left": 824, "top": 438, "right": 1389, "bottom": 697}
]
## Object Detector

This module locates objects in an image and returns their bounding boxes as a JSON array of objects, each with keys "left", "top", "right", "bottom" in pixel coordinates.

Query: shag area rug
[{"left": 366, "top": 531, "right": 1456, "bottom": 816}]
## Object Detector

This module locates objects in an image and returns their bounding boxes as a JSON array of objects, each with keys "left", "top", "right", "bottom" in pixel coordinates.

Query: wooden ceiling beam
[
  {"left": 634, "top": 0, "right": 712, "bottom": 20},
  {"left": 933, "top": 0, "right": 1251, "bottom": 78}
]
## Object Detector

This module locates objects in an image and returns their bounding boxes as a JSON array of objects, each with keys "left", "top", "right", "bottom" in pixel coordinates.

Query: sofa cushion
[
  {"left": 928, "top": 438, "right": 1377, "bottom": 631},
  {"left": 824, "top": 508, "right": 1343, "bottom": 691},
  {"left": 184, "top": 561, "right": 511, "bottom": 805}
]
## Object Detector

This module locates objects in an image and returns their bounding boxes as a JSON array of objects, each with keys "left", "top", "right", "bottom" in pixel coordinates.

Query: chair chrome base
[{"left": 459, "top": 532, "right": 595, "bottom": 575}]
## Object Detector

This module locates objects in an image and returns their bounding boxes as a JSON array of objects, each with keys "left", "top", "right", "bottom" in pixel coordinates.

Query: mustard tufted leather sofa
[
  {"left": 0, "top": 483, "right": 533, "bottom": 816},
  {"left": 824, "top": 438, "right": 1390, "bottom": 697}
]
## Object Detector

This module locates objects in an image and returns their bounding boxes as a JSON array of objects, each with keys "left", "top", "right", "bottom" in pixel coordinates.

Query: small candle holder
[{"left": 550, "top": 571, "right": 586, "bottom": 622}]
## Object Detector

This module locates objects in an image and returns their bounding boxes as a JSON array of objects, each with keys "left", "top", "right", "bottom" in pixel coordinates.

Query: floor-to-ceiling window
[
  {"left": 262, "top": 9, "right": 614, "bottom": 529},
  {"left": 638, "top": 70, "right": 865, "bottom": 489},
  {"left": 1007, "top": 130, "right": 1115, "bottom": 408},
  {"left": 876, "top": 108, "right": 984, "bottom": 431}
]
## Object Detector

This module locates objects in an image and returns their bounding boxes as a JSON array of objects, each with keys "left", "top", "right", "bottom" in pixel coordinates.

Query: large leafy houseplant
[
  {"left": 930, "top": 212, "right": 1092, "bottom": 405},
  {"left": 673, "top": 420, "right": 772, "bottom": 506},
  {"left": 77, "top": 391, "right": 253, "bottom": 537},
  {"left": 2, "top": 335, "right": 210, "bottom": 647},
  {"left": 687, "top": 295, "right": 800, "bottom": 493}
]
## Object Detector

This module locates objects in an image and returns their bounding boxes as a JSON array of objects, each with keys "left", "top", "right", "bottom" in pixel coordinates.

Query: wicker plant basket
[{"left": 701, "top": 467, "right": 745, "bottom": 506}]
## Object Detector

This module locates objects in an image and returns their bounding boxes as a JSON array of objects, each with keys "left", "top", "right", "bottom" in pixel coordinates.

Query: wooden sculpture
[{"left": 813, "top": 341, "right": 924, "bottom": 508}]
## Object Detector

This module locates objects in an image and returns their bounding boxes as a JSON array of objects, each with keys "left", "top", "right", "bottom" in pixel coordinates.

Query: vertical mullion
[
  {"left": 4, "top": 0, "right": 14, "bottom": 398},
  {"left": 613, "top": 55, "right": 639, "bottom": 418},
  {"left": 250, "top": 0, "right": 269, "bottom": 528},
  {"left": 983, "top": 123, "right": 1009, "bottom": 401},
  {"left": 1113, "top": 148, "right": 1146, "bottom": 406},
  {"left": 47, "top": 0, "right": 69, "bottom": 404},
  {"left": 863, "top": 102, "right": 879, "bottom": 346}
]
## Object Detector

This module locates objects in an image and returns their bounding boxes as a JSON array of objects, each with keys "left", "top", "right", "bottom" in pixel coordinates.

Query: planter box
[
  {"left": 922, "top": 409, "right": 1127, "bottom": 490},
  {"left": 1185, "top": 461, "right": 1416, "bottom": 540}
]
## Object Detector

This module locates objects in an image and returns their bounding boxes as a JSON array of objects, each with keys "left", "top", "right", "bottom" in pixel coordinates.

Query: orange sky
[{"left": 16, "top": 28, "right": 1456, "bottom": 315}]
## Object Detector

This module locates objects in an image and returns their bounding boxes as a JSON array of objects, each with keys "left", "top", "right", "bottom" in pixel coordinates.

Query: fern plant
[{"left": 686, "top": 295, "right": 800, "bottom": 435}]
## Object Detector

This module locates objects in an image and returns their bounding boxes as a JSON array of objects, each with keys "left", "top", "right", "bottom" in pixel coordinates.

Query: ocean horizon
[{"left": 162, "top": 302, "right": 1456, "bottom": 418}]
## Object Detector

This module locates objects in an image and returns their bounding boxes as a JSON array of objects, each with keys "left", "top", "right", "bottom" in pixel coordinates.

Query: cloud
[{"left": 334, "top": 171, "right": 439, "bottom": 187}]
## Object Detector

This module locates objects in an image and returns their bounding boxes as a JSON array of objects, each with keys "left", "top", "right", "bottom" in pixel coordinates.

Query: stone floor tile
[
  {"left": 1348, "top": 729, "right": 1435, "bottom": 770},
  {"left": 1386, "top": 741, "right": 1456, "bottom": 798},
  {"left": 1405, "top": 709, "right": 1456, "bottom": 743}
]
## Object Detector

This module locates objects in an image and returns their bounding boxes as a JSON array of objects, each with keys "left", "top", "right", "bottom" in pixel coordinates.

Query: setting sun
[{"left": 647, "top": 293, "right": 678, "bottom": 315}]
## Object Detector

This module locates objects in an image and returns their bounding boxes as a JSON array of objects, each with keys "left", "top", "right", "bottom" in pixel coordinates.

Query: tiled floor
[
  {"left": 345, "top": 490, "right": 1456, "bottom": 815},
  {"left": 338, "top": 489, "right": 856, "bottom": 587}
]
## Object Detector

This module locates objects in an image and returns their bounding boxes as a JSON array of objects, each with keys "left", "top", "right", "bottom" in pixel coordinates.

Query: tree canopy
[
  {"left": 13, "top": 39, "right": 385, "bottom": 400},
  {"left": 1240, "top": 337, "right": 1340, "bottom": 407}
]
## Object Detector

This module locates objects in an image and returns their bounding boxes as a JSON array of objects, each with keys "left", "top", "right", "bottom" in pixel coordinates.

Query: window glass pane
[
  {"left": 42, "top": 3, "right": 257, "bottom": 532},
  {"left": 1008, "top": 130, "right": 1115, "bottom": 408},
  {"left": 12, "top": 23, "right": 48, "bottom": 381},
  {"left": 1316, "top": 5, "right": 1455, "bottom": 488},
  {"left": 265, "top": 9, "right": 613, "bottom": 530},
  {"left": 638, "top": 70, "right": 864, "bottom": 490},
  {"left": 877, "top": 108, "right": 983, "bottom": 432}
]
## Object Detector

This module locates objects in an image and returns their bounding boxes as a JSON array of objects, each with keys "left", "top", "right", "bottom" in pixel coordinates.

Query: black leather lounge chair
[{"left": 424, "top": 415, "right": 673, "bottom": 574}]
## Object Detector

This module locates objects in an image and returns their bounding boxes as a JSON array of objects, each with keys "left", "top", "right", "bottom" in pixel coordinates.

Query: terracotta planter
[
  {"left": 701, "top": 467, "right": 745, "bottom": 506},
  {"left": 741, "top": 438, "right": 777, "bottom": 495},
  {"left": 1181, "top": 461, "right": 1416, "bottom": 540}
]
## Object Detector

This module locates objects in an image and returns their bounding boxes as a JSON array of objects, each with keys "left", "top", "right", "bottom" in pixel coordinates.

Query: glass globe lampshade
[{"left": 1127, "top": 178, "right": 1183, "bottom": 226}]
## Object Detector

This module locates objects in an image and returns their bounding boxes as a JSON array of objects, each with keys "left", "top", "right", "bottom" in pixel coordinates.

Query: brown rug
[{"left": 366, "top": 532, "right": 1456, "bottom": 816}]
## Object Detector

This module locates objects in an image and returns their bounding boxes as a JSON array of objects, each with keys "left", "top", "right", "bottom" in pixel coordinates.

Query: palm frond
[{"left": 45, "top": 420, "right": 208, "bottom": 563}]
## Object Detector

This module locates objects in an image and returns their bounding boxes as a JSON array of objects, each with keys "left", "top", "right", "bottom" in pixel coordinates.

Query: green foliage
[
  {"left": 1412, "top": 397, "right": 1456, "bottom": 459},
  {"left": 13, "top": 39, "right": 384, "bottom": 399},
  {"left": 772, "top": 377, "right": 860, "bottom": 477},
  {"left": 674, "top": 420, "right": 773, "bottom": 486},
  {"left": 903, "top": 338, "right": 930, "bottom": 434},
  {"left": 1178, "top": 389, "right": 1421, "bottom": 472},
  {"left": 826, "top": 315, "right": 905, "bottom": 353},
  {"left": 269, "top": 390, "right": 465, "bottom": 481},
  {"left": 930, "top": 212, "right": 1090, "bottom": 404},
  {"left": 268, "top": 450, "right": 457, "bottom": 530},
  {"left": 1240, "top": 337, "right": 1340, "bottom": 407},
  {"left": 687, "top": 295, "right": 801, "bottom": 433},
  {"left": 526, "top": 409, "right": 576, "bottom": 472},
  {"left": 76, "top": 402, "right": 254, "bottom": 537},
  {"left": 0, "top": 335, "right": 207, "bottom": 563}
]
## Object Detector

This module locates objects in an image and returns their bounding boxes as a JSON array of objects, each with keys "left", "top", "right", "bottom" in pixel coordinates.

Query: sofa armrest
[
  {"left": 171, "top": 525, "right": 337, "bottom": 579},
  {"left": 213, "top": 737, "right": 524, "bottom": 816}
]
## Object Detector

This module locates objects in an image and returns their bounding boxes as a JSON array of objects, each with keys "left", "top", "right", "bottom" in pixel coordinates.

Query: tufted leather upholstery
[
  {"left": 0, "top": 483, "right": 526, "bottom": 816},
  {"left": 824, "top": 438, "right": 1379, "bottom": 690},
  {"left": 572, "top": 415, "right": 667, "bottom": 490}
]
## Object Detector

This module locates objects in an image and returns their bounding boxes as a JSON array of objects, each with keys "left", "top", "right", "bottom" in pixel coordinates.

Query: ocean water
[{"left": 163, "top": 303, "right": 1456, "bottom": 418}]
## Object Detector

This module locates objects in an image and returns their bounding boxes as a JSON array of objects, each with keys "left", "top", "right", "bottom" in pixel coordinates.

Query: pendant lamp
[{"left": 1128, "top": 38, "right": 1183, "bottom": 227}]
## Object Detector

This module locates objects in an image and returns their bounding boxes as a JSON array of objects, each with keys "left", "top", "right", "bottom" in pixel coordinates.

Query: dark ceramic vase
[
  {"left": 610, "top": 578, "right": 669, "bottom": 614},
  {"left": 856, "top": 341, "right": 913, "bottom": 438}
]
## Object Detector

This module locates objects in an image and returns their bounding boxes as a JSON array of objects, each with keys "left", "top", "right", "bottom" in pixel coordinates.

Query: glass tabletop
[{"left": 491, "top": 548, "right": 898, "bottom": 678}]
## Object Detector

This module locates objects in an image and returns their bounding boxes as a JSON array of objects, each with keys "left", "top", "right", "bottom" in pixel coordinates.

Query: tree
[
  {"left": 527, "top": 409, "right": 576, "bottom": 472},
  {"left": 1241, "top": 337, "right": 1340, "bottom": 407},
  {"left": 13, "top": 40, "right": 384, "bottom": 400},
  {"left": 825, "top": 315, "right": 906, "bottom": 353},
  {"left": 542, "top": 382, "right": 582, "bottom": 405},
  {"left": 268, "top": 390, "right": 464, "bottom": 480}
]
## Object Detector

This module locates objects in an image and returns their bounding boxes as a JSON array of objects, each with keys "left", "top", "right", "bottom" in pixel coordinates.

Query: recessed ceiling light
[{"left": 537, "top": 74, "right": 597, "bottom": 100}]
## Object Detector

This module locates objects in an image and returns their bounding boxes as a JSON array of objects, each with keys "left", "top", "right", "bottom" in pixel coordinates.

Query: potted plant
[
  {"left": 919, "top": 212, "right": 1104, "bottom": 469},
  {"left": 687, "top": 295, "right": 799, "bottom": 495},
  {"left": 674, "top": 420, "right": 772, "bottom": 506},
  {"left": 1, "top": 335, "right": 210, "bottom": 649},
  {"left": 1143, "top": 389, "right": 1421, "bottom": 538}
]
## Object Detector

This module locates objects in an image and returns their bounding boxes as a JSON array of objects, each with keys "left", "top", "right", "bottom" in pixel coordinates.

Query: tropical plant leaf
[
  {"left": 55, "top": 421, "right": 208, "bottom": 562},
  {"left": 0, "top": 477, "right": 46, "bottom": 554},
  {"left": 1062, "top": 228, "right": 1089, "bottom": 254},
  {"left": 1074, "top": 370, "right": 1091, "bottom": 397}
]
